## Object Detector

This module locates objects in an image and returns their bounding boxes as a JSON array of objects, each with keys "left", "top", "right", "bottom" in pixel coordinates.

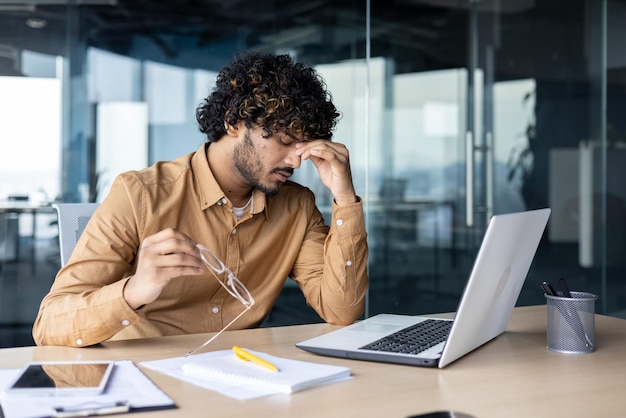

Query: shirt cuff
[
  {"left": 330, "top": 196, "right": 365, "bottom": 236},
  {"left": 96, "top": 277, "right": 140, "bottom": 328}
]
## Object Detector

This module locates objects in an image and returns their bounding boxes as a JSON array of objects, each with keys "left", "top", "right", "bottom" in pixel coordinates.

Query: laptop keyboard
[{"left": 359, "top": 319, "right": 452, "bottom": 355}]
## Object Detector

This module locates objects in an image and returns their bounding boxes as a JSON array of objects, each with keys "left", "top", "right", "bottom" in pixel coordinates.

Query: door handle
[{"left": 465, "top": 131, "right": 474, "bottom": 227}]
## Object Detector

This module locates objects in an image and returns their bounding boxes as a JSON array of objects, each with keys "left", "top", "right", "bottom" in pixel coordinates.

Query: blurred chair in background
[{"left": 52, "top": 203, "right": 99, "bottom": 267}]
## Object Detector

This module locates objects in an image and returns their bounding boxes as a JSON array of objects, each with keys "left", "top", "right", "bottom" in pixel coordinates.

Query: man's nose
[{"left": 284, "top": 147, "right": 302, "bottom": 169}]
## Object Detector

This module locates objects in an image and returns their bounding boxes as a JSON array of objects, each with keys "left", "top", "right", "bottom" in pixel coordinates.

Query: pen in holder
[{"left": 545, "top": 291, "right": 597, "bottom": 354}]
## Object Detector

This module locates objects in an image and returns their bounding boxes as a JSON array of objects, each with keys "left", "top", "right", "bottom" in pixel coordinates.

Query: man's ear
[{"left": 224, "top": 121, "right": 242, "bottom": 137}]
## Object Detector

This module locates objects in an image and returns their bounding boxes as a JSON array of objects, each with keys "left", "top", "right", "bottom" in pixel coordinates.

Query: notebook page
[
  {"left": 181, "top": 349, "right": 351, "bottom": 394},
  {"left": 141, "top": 349, "right": 352, "bottom": 400}
]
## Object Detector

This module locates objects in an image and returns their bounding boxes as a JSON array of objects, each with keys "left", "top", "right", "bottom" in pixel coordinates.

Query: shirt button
[
  {"left": 231, "top": 228, "right": 237, "bottom": 234},
  {"left": 346, "top": 260, "right": 353, "bottom": 266},
  {"left": 76, "top": 338, "right": 83, "bottom": 346},
  {"left": 336, "top": 219, "right": 344, "bottom": 226},
  {"left": 222, "top": 198, "right": 228, "bottom": 204},
  {"left": 121, "top": 319, "right": 130, "bottom": 326},
  {"left": 212, "top": 307, "right": 219, "bottom": 314}
]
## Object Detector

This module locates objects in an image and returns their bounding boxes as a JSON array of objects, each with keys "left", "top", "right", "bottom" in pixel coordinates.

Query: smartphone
[
  {"left": 406, "top": 412, "right": 475, "bottom": 418},
  {"left": 5, "top": 361, "right": 115, "bottom": 396}
]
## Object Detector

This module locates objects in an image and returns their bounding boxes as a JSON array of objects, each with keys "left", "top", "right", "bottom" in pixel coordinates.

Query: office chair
[{"left": 52, "top": 203, "right": 99, "bottom": 267}]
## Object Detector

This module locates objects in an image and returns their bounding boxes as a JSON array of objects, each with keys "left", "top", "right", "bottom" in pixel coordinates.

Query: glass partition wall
[{"left": 2, "top": 1, "right": 626, "bottom": 327}]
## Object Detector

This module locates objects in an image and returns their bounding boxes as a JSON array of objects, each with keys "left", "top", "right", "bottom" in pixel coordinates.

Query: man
[{"left": 33, "top": 52, "right": 368, "bottom": 347}]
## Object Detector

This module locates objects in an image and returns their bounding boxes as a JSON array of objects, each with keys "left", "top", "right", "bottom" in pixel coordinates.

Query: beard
[{"left": 233, "top": 129, "right": 292, "bottom": 196}]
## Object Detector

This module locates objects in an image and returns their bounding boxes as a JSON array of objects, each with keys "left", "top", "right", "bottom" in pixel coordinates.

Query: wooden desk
[{"left": 1, "top": 305, "right": 624, "bottom": 417}]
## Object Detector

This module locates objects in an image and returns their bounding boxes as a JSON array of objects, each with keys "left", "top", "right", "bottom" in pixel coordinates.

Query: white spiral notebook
[{"left": 180, "top": 349, "right": 351, "bottom": 394}]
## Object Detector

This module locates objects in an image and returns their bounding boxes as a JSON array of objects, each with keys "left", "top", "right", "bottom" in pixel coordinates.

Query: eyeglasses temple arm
[{"left": 183, "top": 307, "right": 250, "bottom": 357}]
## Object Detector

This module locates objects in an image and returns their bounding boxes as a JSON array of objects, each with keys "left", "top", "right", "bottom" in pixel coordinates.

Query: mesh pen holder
[{"left": 546, "top": 291, "right": 597, "bottom": 354}]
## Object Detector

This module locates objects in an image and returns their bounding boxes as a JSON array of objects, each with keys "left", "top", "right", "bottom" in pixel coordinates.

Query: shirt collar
[{"left": 191, "top": 142, "right": 269, "bottom": 219}]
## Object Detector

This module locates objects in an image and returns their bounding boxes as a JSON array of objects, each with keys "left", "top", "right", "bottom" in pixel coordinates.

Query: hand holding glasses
[{"left": 184, "top": 244, "right": 255, "bottom": 357}]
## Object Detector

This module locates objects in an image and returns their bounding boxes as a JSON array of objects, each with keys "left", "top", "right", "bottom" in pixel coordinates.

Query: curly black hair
[{"left": 196, "top": 52, "right": 340, "bottom": 142}]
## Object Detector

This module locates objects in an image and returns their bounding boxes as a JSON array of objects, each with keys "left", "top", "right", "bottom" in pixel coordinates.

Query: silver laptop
[{"left": 296, "top": 208, "right": 551, "bottom": 368}]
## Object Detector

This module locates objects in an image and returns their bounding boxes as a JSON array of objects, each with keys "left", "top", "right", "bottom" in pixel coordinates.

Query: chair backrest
[{"left": 52, "top": 203, "right": 99, "bottom": 267}]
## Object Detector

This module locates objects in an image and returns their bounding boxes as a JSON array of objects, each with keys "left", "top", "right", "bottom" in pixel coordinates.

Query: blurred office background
[{"left": 2, "top": 0, "right": 626, "bottom": 347}]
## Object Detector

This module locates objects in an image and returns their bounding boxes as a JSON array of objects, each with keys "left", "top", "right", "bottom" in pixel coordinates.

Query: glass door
[
  {"left": 365, "top": 2, "right": 478, "bottom": 316},
  {"left": 470, "top": 2, "right": 546, "bottom": 307},
  {"left": 367, "top": 1, "right": 544, "bottom": 316},
  {"left": 468, "top": 0, "right": 626, "bottom": 314}
]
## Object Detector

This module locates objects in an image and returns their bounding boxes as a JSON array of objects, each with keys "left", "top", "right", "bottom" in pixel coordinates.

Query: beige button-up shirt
[{"left": 33, "top": 143, "right": 368, "bottom": 347}]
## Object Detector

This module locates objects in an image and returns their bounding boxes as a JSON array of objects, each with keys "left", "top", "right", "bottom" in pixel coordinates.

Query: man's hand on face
[{"left": 295, "top": 140, "right": 357, "bottom": 206}]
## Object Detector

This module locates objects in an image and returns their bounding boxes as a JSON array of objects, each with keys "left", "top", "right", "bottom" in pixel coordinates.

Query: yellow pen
[{"left": 232, "top": 346, "right": 279, "bottom": 372}]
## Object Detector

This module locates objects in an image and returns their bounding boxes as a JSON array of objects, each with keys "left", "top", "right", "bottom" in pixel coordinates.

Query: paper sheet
[
  {"left": 141, "top": 351, "right": 352, "bottom": 401},
  {"left": 0, "top": 361, "right": 175, "bottom": 418}
]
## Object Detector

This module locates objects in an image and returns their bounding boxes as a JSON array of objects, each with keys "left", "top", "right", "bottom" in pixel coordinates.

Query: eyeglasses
[{"left": 184, "top": 244, "right": 255, "bottom": 356}]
